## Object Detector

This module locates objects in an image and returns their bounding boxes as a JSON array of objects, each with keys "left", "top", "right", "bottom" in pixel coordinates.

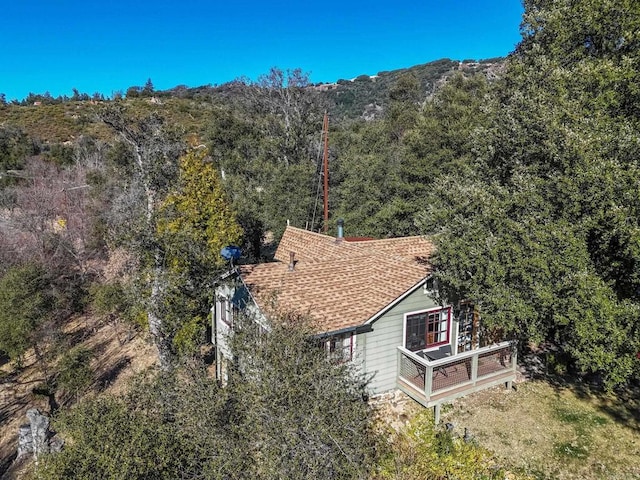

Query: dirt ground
[{"left": 0, "top": 314, "right": 157, "bottom": 478}]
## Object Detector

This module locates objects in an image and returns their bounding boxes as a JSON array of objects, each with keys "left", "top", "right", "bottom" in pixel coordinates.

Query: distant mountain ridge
[
  {"left": 313, "top": 57, "right": 505, "bottom": 120},
  {"left": 0, "top": 57, "right": 505, "bottom": 143},
  {"left": 163, "top": 57, "right": 505, "bottom": 120}
]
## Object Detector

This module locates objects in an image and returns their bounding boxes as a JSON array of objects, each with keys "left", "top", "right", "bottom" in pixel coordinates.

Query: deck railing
[{"left": 397, "top": 341, "right": 517, "bottom": 411}]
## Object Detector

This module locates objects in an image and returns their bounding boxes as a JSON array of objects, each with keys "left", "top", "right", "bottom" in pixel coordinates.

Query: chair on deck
[{"left": 418, "top": 346, "right": 454, "bottom": 378}]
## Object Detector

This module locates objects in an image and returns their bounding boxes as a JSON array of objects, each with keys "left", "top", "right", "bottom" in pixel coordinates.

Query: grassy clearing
[{"left": 441, "top": 380, "right": 640, "bottom": 480}]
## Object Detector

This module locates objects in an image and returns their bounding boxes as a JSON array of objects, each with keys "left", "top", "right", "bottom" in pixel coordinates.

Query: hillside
[
  {"left": 316, "top": 57, "right": 503, "bottom": 120},
  {"left": 1, "top": 303, "right": 157, "bottom": 478},
  {"left": 0, "top": 57, "right": 504, "bottom": 144}
]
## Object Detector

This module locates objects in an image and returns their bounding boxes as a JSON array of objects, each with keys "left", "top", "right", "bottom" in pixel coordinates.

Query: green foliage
[
  {"left": 56, "top": 347, "right": 93, "bottom": 400},
  {"left": 90, "top": 282, "right": 128, "bottom": 317},
  {"left": 142, "top": 78, "right": 154, "bottom": 97},
  {"left": 332, "top": 72, "right": 490, "bottom": 238},
  {"left": 325, "top": 58, "right": 463, "bottom": 120},
  {"left": 417, "top": 0, "right": 640, "bottom": 388},
  {"left": 38, "top": 395, "right": 183, "bottom": 479},
  {"left": 229, "top": 312, "right": 379, "bottom": 479},
  {"left": 155, "top": 148, "right": 242, "bottom": 358},
  {"left": 0, "top": 125, "right": 36, "bottom": 171},
  {"left": 206, "top": 71, "right": 326, "bottom": 242},
  {"left": 0, "top": 263, "right": 54, "bottom": 362},
  {"left": 99, "top": 105, "right": 186, "bottom": 366},
  {"left": 40, "top": 313, "right": 378, "bottom": 479},
  {"left": 403, "top": 72, "right": 489, "bottom": 178},
  {"left": 159, "top": 147, "right": 243, "bottom": 272},
  {"left": 90, "top": 280, "right": 146, "bottom": 330},
  {"left": 172, "top": 316, "right": 202, "bottom": 357},
  {"left": 380, "top": 411, "right": 512, "bottom": 479},
  {"left": 45, "top": 143, "right": 74, "bottom": 166},
  {"left": 386, "top": 72, "right": 421, "bottom": 141}
]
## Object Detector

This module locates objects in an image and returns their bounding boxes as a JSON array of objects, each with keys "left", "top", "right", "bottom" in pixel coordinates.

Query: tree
[
  {"left": 229, "top": 312, "right": 379, "bottom": 479},
  {"left": 90, "top": 281, "right": 138, "bottom": 345},
  {"left": 0, "top": 125, "right": 37, "bottom": 172},
  {"left": 0, "top": 264, "right": 54, "bottom": 366},
  {"left": 157, "top": 148, "right": 242, "bottom": 356},
  {"left": 40, "top": 313, "right": 378, "bottom": 479},
  {"left": 56, "top": 347, "right": 93, "bottom": 403},
  {"left": 100, "top": 105, "right": 184, "bottom": 368},
  {"left": 253, "top": 67, "right": 321, "bottom": 167},
  {"left": 39, "top": 366, "right": 247, "bottom": 480},
  {"left": 207, "top": 69, "right": 327, "bottom": 242},
  {"left": 142, "top": 78, "right": 154, "bottom": 97},
  {"left": 402, "top": 72, "right": 489, "bottom": 184},
  {"left": 2, "top": 157, "right": 98, "bottom": 280},
  {"left": 159, "top": 148, "right": 242, "bottom": 273},
  {"left": 418, "top": 0, "right": 640, "bottom": 387},
  {"left": 39, "top": 395, "right": 184, "bottom": 479},
  {"left": 100, "top": 106, "right": 244, "bottom": 365},
  {"left": 385, "top": 72, "right": 421, "bottom": 142}
]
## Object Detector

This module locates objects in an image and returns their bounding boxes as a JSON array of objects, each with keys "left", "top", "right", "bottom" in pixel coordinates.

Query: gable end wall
[{"left": 356, "top": 287, "right": 441, "bottom": 394}]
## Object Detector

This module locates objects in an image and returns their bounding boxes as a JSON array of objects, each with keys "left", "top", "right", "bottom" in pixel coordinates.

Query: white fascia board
[{"left": 364, "top": 277, "right": 428, "bottom": 326}]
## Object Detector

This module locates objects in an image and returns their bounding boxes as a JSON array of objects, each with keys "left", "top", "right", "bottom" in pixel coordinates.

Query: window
[
  {"left": 405, "top": 307, "right": 450, "bottom": 351},
  {"left": 217, "top": 297, "right": 233, "bottom": 326},
  {"left": 319, "top": 332, "right": 354, "bottom": 362},
  {"left": 456, "top": 302, "right": 477, "bottom": 353}
]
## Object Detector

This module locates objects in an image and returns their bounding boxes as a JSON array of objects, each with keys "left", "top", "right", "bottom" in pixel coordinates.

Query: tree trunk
[{"left": 148, "top": 257, "right": 172, "bottom": 370}]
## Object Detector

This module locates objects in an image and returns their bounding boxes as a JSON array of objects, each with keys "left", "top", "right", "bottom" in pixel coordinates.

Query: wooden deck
[{"left": 396, "top": 342, "right": 517, "bottom": 419}]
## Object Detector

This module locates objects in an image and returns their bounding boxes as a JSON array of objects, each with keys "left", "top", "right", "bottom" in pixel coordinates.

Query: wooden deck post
[
  {"left": 506, "top": 346, "right": 518, "bottom": 390},
  {"left": 424, "top": 364, "right": 433, "bottom": 398},
  {"left": 434, "top": 404, "right": 441, "bottom": 424},
  {"left": 470, "top": 354, "right": 479, "bottom": 383}
]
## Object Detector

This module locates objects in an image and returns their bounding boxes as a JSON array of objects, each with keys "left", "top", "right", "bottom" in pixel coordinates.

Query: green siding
[{"left": 360, "top": 286, "right": 441, "bottom": 394}]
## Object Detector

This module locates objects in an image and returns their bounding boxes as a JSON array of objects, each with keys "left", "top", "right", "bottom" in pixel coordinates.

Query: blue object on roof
[{"left": 220, "top": 245, "right": 242, "bottom": 261}]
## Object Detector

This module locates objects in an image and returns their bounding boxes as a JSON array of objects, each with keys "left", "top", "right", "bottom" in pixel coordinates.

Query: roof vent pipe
[
  {"left": 337, "top": 218, "right": 344, "bottom": 242},
  {"left": 288, "top": 251, "right": 296, "bottom": 271}
]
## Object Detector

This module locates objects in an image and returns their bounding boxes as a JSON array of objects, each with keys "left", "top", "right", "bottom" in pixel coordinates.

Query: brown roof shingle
[{"left": 241, "top": 226, "right": 434, "bottom": 333}]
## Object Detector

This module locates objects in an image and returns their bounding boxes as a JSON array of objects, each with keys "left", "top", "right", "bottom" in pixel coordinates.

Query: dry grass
[
  {"left": 441, "top": 378, "right": 640, "bottom": 479},
  {"left": 0, "top": 313, "right": 157, "bottom": 478}
]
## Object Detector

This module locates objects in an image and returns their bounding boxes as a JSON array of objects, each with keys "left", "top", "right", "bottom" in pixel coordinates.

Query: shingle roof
[{"left": 240, "top": 226, "right": 434, "bottom": 333}]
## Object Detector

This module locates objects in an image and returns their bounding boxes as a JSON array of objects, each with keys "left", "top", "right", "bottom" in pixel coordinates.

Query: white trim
[
  {"left": 351, "top": 332, "right": 356, "bottom": 359},
  {"left": 364, "top": 277, "right": 428, "bottom": 325},
  {"left": 402, "top": 305, "right": 452, "bottom": 351},
  {"left": 423, "top": 274, "right": 437, "bottom": 295},
  {"left": 324, "top": 331, "right": 356, "bottom": 362},
  {"left": 216, "top": 296, "right": 233, "bottom": 326}
]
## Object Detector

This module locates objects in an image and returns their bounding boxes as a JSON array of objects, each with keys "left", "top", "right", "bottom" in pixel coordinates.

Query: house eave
[
  {"left": 311, "top": 325, "right": 359, "bottom": 339},
  {"left": 363, "top": 277, "right": 428, "bottom": 326},
  {"left": 214, "top": 266, "right": 239, "bottom": 284}
]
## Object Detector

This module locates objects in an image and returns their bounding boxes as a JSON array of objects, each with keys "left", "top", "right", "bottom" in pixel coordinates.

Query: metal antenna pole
[{"left": 322, "top": 112, "right": 329, "bottom": 233}]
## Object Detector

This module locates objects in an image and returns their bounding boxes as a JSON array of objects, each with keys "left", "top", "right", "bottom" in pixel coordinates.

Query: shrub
[
  {"left": 379, "top": 410, "right": 514, "bottom": 479},
  {"left": 56, "top": 347, "right": 93, "bottom": 401}
]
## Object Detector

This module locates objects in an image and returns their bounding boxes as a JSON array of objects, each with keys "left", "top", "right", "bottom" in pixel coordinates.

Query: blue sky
[{"left": 1, "top": 1, "right": 524, "bottom": 102}]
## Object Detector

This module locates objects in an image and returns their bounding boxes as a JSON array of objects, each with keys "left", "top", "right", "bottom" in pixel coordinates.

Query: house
[{"left": 213, "top": 225, "right": 517, "bottom": 421}]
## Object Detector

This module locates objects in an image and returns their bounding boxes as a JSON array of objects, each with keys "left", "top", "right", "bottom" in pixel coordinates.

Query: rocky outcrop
[{"left": 17, "top": 409, "right": 62, "bottom": 461}]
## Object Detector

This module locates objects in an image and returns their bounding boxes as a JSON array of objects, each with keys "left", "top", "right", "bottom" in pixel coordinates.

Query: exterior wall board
[
  {"left": 214, "top": 281, "right": 265, "bottom": 359},
  {"left": 363, "top": 287, "right": 441, "bottom": 394}
]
